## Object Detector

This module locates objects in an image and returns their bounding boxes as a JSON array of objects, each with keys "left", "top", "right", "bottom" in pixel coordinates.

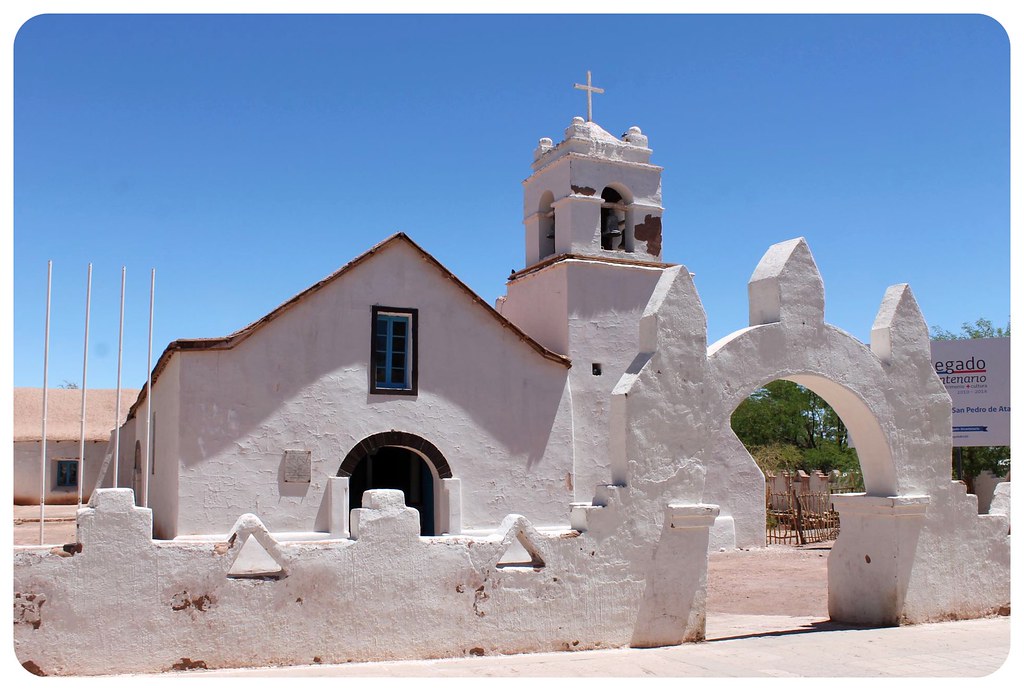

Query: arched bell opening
[
  {"left": 538, "top": 190, "right": 555, "bottom": 260},
  {"left": 600, "top": 185, "right": 634, "bottom": 252},
  {"left": 600, "top": 187, "right": 624, "bottom": 250}
]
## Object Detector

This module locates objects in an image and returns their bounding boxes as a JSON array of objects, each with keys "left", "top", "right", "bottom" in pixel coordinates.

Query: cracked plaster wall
[{"left": 14, "top": 486, "right": 714, "bottom": 675}]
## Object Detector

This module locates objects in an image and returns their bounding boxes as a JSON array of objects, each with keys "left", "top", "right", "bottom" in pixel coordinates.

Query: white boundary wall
[{"left": 14, "top": 488, "right": 717, "bottom": 675}]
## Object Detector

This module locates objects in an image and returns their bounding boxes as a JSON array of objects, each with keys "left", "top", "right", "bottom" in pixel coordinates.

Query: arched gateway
[{"left": 607, "top": 237, "right": 1009, "bottom": 628}]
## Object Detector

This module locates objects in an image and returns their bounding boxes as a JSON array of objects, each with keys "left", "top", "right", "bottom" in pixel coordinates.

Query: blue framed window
[
  {"left": 370, "top": 306, "right": 418, "bottom": 395},
  {"left": 56, "top": 459, "right": 79, "bottom": 488}
]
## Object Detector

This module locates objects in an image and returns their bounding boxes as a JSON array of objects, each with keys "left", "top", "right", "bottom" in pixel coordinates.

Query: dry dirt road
[{"left": 706, "top": 541, "right": 831, "bottom": 617}]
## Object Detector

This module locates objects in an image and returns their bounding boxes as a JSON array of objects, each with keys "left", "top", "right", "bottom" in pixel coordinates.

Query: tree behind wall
[
  {"left": 930, "top": 318, "right": 1011, "bottom": 494},
  {"left": 731, "top": 380, "right": 862, "bottom": 489}
]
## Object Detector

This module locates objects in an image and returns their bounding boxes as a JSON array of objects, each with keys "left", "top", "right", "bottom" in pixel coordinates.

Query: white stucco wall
[
  {"left": 14, "top": 482, "right": 716, "bottom": 675},
  {"left": 989, "top": 482, "right": 1010, "bottom": 524},
  {"left": 134, "top": 240, "right": 575, "bottom": 537},
  {"left": 973, "top": 470, "right": 1008, "bottom": 514},
  {"left": 138, "top": 354, "right": 182, "bottom": 539},
  {"left": 563, "top": 261, "right": 666, "bottom": 502},
  {"left": 112, "top": 416, "right": 137, "bottom": 497},
  {"left": 502, "top": 259, "right": 665, "bottom": 504},
  {"left": 497, "top": 264, "right": 570, "bottom": 353}
]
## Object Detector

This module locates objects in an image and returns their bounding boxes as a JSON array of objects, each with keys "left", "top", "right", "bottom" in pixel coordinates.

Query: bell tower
[
  {"left": 499, "top": 88, "right": 676, "bottom": 508},
  {"left": 522, "top": 116, "right": 664, "bottom": 267}
]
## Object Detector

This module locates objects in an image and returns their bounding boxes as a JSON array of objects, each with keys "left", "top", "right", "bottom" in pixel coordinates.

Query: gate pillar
[
  {"left": 828, "top": 494, "right": 930, "bottom": 625},
  {"left": 631, "top": 503, "right": 720, "bottom": 647}
]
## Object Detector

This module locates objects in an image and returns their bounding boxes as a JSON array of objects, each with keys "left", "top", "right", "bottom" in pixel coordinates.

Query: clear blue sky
[{"left": 12, "top": 14, "right": 1010, "bottom": 390}]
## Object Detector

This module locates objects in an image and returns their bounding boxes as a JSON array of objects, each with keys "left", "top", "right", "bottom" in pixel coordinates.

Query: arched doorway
[
  {"left": 704, "top": 378, "right": 868, "bottom": 627},
  {"left": 732, "top": 379, "right": 862, "bottom": 536},
  {"left": 349, "top": 447, "right": 435, "bottom": 535},
  {"left": 338, "top": 431, "right": 453, "bottom": 537}
]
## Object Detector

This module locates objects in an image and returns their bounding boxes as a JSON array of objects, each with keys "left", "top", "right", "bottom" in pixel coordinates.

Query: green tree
[
  {"left": 731, "top": 381, "right": 809, "bottom": 448},
  {"left": 930, "top": 318, "right": 1010, "bottom": 492},
  {"left": 731, "top": 381, "right": 862, "bottom": 482},
  {"left": 930, "top": 317, "right": 1009, "bottom": 341}
]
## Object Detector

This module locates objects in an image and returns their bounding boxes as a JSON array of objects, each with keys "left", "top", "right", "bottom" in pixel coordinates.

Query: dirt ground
[
  {"left": 13, "top": 504, "right": 79, "bottom": 547},
  {"left": 14, "top": 505, "right": 831, "bottom": 619},
  {"left": 707, "top": 541, "right": 832, "bottom": 617}
]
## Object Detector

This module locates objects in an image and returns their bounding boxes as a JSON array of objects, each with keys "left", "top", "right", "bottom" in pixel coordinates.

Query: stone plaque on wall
[{"left": 283, "top": 449, "right": 312, "bottom": 483}]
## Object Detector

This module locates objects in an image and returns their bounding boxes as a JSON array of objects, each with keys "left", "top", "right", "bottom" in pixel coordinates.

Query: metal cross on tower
[{"left": 574, "top": 70, "right": 604, "bottom": 122}]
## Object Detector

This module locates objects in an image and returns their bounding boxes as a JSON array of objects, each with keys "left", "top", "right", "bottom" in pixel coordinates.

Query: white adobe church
[
  {"left": 115, "top": 112, "right": 745, "bottom": 545},
  {"left": 14, "top": 96, "right": 1009, "bottom": 675}
]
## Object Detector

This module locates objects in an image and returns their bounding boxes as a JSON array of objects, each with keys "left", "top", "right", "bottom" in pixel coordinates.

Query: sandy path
[{"left": 707, "top": 541, "right": 832, "bottom": 617}]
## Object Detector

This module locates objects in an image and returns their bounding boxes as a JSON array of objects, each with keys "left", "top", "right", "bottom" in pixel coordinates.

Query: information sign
[{"left": 930, "top": 337, "right": 1010, "bottom": 446}]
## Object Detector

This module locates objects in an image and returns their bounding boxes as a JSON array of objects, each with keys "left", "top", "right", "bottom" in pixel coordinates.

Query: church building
[
  {"left": 18, "top": 92, "right": 1010, "bottom": 674},
  {"left": 118, "top": 113, "right": 686, "bottom": 543}
]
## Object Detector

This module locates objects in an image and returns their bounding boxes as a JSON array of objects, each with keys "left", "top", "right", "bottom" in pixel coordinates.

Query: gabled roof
[
  {"left": 128, "top": 233, "right": 571, "bottom": 420},
  {"left": 14, "top": 388, "right": 140, "bottom": 442}
]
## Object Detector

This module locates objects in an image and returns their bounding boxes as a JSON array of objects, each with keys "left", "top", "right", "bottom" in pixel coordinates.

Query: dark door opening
[{"left": 349, "top": 446, "right": 435, "bottom": 535}]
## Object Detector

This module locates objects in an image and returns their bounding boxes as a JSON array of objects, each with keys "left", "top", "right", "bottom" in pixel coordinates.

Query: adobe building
[{"left": 12, "top": 387, "right": 137, "bottom": 505}]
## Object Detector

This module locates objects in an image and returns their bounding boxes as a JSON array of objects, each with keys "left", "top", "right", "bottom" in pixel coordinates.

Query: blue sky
[{"left": 11, "top": 14, "right": 1010, "bottom": 390}]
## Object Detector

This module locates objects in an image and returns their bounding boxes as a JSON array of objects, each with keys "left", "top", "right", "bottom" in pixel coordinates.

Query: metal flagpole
[
  {"left": 77, "top": 264, "right": 92, "bottom": 511},
  {"left": 113, "top": 266, "right": 125, "bottom": 488},
  {"left": 39, "top": 261, "right": 52, "bottom": 544},
  {"left": 143, "top": 268, "right": 154, "bottom": 507}
]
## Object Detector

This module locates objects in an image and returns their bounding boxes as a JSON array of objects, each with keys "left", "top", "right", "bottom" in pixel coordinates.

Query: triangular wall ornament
[
  {"left": 492, "top": 515, "right": 546, "bottom": 569},
  {"left": 496, "top": 532, "right": 545, "bottom": 568},
  {"left": 223, "top": 513, "right": 289, "bottom": 580},
  {"left": 228, "top": 534, "right": 286, "bottom": 579}
]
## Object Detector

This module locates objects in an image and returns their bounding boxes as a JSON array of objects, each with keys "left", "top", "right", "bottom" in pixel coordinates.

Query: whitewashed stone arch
[
  {"left": 707, "top": 325, "right": 900, "bottom": 497},
  {"left": 609, "top": 236, "right": 1009, "bottom": 627}
]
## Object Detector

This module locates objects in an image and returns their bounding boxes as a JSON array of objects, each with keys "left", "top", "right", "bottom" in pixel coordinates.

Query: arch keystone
[
  {"left": 748, "top": 237, "right": 824, "bottom": 327},
  {"left": 870, "top": 284, "right": 930, "bottom": 365}
]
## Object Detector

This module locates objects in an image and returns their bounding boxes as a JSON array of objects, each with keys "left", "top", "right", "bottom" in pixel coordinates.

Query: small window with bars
[
  {"left": 370, "top": 306, "right": 418, "bottom": 395},
  {"left": 56, "top": 459, "right": 79, "bottom": 488}
]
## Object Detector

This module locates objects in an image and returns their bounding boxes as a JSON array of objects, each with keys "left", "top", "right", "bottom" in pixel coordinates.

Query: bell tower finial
[{"left": 573, "top": 70, "right": 604, "bottom": 122}]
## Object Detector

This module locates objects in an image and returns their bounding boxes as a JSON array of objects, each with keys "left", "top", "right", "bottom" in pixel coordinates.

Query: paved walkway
[{"left": 169, "top": 614, "right": 1012, "bottom": 678}]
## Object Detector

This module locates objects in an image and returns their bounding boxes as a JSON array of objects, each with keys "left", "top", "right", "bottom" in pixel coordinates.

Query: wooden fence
[{"left": 766, "top": 490, "right": 840, "bottom": 545}]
